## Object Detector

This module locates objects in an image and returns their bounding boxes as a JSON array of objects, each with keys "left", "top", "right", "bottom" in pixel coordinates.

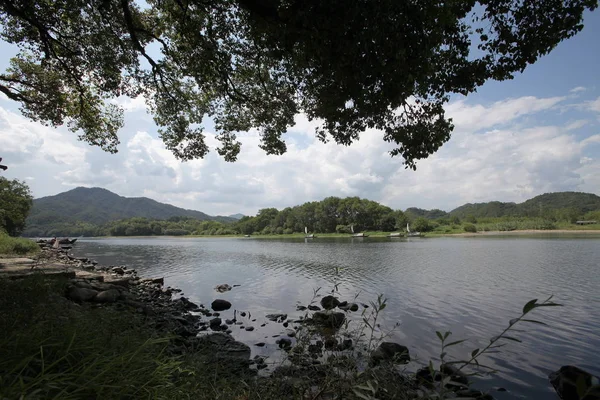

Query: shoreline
[
  {"left": 1, "top": 243, "right": 588, "bottom": 399},
  {"left": 38, "top": 228, "right": 600, "bottom": 241},
  {"left": 438, "top": 229, "right": 600, "bottom": 237}
]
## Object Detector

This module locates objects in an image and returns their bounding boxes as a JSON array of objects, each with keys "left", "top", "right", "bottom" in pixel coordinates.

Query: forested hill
[
  {"left": 24, "top": 187, "right": 234, "bottom": 236},
  {"left": 448, "top": 192, "right": 600, "bottom": 219}
]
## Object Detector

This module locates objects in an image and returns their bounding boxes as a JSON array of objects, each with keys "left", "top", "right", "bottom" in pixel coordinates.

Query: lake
[{"left": 72, "top": 235, "right": 600, "bottom": 399}]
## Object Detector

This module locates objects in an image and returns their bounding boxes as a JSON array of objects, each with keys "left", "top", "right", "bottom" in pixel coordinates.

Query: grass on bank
[
  {"left": 0, "top": 274, "right": 263, "bottom": 400},
  {"left": 0, "top": 232, "right": 39, "bottom": 256}
]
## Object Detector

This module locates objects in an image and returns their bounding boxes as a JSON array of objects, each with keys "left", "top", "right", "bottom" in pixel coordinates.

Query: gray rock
[
  {"left": 193, "top": 333, "right": 251, "bottom": 364},
  {"left": 308, "top": 305, "right": 321, "bottom": 311},
  {"left": 340, "top": 338, "right": 353, "bottom": 350},
  {"left": 440, "top": 363, "right": 469, "bottom": 386},
  {"left": 349, "top": 303, "right": 359, "bottom": 312},
  {"left": 549, "top": 365, "right": 600, "bottom": 400},
  {"left": 225, "top": 319, "right": 234, "bottom": 325},
  {"left": 324, "top": 337, "right": 337, "bottom": 350},
  {"left": 266, "top": 313, "right": 287, "bottom": 322},
  {"left": 178, "top": 297, "right": 200, "bottom": 311},
  {"left": 209, "top": 318, "right": 222, "bottom": 328},
  {"left": 286, "top": 329, "right": 296, "bottom": 338},
  {"left": 255, "top": 342, "right": 266, "bottom": 347},
  {"left": 73, "top": 280, "right": 93, "bottom": 289},
  {"left": 111, "top": 266, "right": 125, "bottom": 275},
  {"left": 276, "top": 338, "right": 292, "bottom": 349},
  {"left": 214, "top": 284, "right": 232, "bottom": 292},
  {"left": 312, "top": 311, "right": 346, "bottom": 329},
  {"left": 320, "top": 295, "right": 340, "bottom": 310},
  {"left": 94, "top": 289, "right": 121, "bottom": 303},
  {"left": 370, "top": 342, "right": 410, "bottom": 366},
  {"left": 67, "top": 286, "right": 98, "bottom": 302},
  {"left": 211, "top": 299, "right": 231, "bottom": 311},
  {"left": 245, "top": 326, "right": 255, "bottom": 331}
]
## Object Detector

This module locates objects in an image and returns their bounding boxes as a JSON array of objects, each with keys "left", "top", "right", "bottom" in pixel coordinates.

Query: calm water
[{"left": 73, "top": 236, "right": 600, "bottom": 399}]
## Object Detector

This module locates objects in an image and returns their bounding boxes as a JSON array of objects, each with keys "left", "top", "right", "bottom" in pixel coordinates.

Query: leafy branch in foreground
[
  {"left": 429, "top": 295, "right": 563, "bottom": 398},
  {"left": 1, "top": 0, "right": 598, "bottom": 167}
]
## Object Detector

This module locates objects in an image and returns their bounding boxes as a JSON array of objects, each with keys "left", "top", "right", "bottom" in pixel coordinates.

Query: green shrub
[
  {"left": 283, "top": 228, "right": 293, "bottom": 234},
  {"left": 336, "top": 224, "right": 352, "bottom": 234},
  {"left": 0, "top": 232, "right": 39, "bottom": 255},
  {"left": 412, "top": 217, "right": 433, "bottom": 232},
  {"left": 463, "top": 223, "right": 477, "bottom": 233}
]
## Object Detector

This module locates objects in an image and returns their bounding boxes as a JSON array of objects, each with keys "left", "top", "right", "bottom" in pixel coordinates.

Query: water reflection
[{"left": 73, "top": 236, "right": 600, "bottom": 399}]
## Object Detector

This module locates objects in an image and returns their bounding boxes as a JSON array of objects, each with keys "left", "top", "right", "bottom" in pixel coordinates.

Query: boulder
[
  {"left": 312, "top": 311, "right": 346, "bottom": 329},
  {"left": 308, "top": 305, "right": 321, "bottom": 311},
  {"left": 549, "top": 365, "right": 600, "bottom": 400},
  {"left": 67, "top": 286, "right": 98, "bottom": 302},
  {"left": 370, "top": 342, "right": 410, "bottom": 366},
  {"left": 338, "top": 302, "right": 359, "bottom": 312},
  {"left": 192, "top": 333, "right": 251, "bottom": 370},
  {"left": 178, "top": 297, "right": 200, "bottom": 311},
  {"left": 211, "top": 299, "right": 232, "bottom": 311},
  {"left": 266, "top": 313, "right": 287, "bottom": 322},
  {"left": 276, "top": 338, "right": 292, "bottom": 349},
  {"left": 245, "top": 326, "right": 255, "bottom": 331},
  {"left": 214, "top": 284, "right": 232, "bottom": 292},
  {"left": 320, "top": 295, "right": 340, "bottom": 310},
  {"left": 94, "top": 289, "right": 121, "bottom": 303},
  {"left": 111, "top": 266, "right": 125, "bottom": 275},
  {"left": 209, "top": 318, "right": 222, "bottom": 329},
  {"left": 440, "top": 363, "right": 469, "bottom": 386}
]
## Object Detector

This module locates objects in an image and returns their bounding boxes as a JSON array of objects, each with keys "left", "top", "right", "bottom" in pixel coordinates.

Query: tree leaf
[
  {"left": 500, "top": 336, "right": 522, "bottom": 343},
  {"left": 522, "top": 299, "right": 538, "bottom": 314},
  {"left": 471, "top": 349, "right": 479, "bottom": 358},
  {"left": 521, "top": 319, "right": 548, "bottom": 326},
  {"left": 445, "top": 339, "right": 467, "bottom": 347},
  {"left": 436, "top": 331, "right": 444, "bottom": 341}
]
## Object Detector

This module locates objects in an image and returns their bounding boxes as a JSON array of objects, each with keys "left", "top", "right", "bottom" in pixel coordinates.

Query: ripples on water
[{"left": 74, "top": 236, "right": 600, "bottom": 399}]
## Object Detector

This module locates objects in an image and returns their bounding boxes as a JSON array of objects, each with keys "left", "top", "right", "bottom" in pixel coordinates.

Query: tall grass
[
  {"left": 0, "top": 232, "right": 39, "bottom": 255},
  {"left": 0, "top": 275, "right": 200, "bottom": 399}
]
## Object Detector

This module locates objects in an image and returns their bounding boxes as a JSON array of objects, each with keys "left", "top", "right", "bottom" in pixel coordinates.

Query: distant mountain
[
  {"left": 24, "top": 187, "right": 235, "bottom": 235},
  {"left": 228, "top": 213, "right": 245, "bottom": 220},
  {"left": 448, "top": 192, "right": 600, "bottom": 219}
]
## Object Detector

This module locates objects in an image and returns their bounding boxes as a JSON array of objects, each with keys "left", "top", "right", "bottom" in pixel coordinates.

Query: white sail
[
  {"left": 406, "top": 223, "right": 410, "bottom": 233},
  {"left": 351, "top": 224, "right": 354, "bottom": 234},
  {"left": 305, "top": 226, "right": 308, "bottom": 234}
]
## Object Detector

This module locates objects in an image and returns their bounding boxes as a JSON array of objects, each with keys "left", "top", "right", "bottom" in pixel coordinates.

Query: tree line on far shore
[{"left": 21, "top": 198, "right": 600, "bottom": 238}]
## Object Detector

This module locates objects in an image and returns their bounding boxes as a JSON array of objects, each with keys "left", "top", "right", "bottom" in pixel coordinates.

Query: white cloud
[
  {"left": 565, "top": 120, "right": 589, "bottom": 131},
  {"left": 570, "top": 86, "right": 587, "bottom": 93},
  {"left": 1, "top": 90, "right": 599, "bottom": 216},
  {"left": 587, "top": 97, "right": 600, "bottom": 113},
  {"left": 445, "top": 96, "right": 566, "bottom": 133},
  {"left": 112, "top": 95, "right": 147, "bottom": 112}
]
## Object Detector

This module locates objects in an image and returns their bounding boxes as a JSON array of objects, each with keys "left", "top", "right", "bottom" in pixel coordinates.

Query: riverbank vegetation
[
  {"left": 0, "top": 265, "right": 570, "bottom": 399},
  {"left": 0, "top": 232, "right": 39, "bottom": 255},
  {"left": 23, "top": 195, "right": 600, "bottom": 238}
]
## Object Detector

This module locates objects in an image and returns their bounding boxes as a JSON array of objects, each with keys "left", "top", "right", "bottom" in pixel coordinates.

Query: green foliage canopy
[
  {"left": 1, "top": 0, "right": 597, "bottom": 168},
  {"left": 0, "top": 177, "right": 33, "bottom": 236}
]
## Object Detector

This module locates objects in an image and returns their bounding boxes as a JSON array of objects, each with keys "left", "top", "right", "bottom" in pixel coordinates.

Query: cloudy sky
[{"left": 1, "top": 11, "right": 600, "bottom": 217}]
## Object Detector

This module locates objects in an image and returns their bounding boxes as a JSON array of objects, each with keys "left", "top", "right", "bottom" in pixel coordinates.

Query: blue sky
[{"left": 1, "top": 10, "right": 599, "bottom": 216}]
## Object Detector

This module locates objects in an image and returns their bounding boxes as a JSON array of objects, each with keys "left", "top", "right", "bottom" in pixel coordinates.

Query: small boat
[
  {"left": 350, "top": 225, "right": 369, "bottom": 237},
  {"left": 387, "top": 232, "right": 404, "bottom": 237},
  {"left": 406, "top": 223, "right": 422, "bottom": 237},
  {"left": 305, "top": 226, "right": 315, "bottom": 238},
  {"left": 244, "top": 234, "right": 251, "bottom": 237}
]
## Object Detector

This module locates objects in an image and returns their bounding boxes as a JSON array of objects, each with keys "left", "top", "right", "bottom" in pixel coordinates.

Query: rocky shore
[{"left": 4, "top": 243, "right": 597, "bottom": 400}]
